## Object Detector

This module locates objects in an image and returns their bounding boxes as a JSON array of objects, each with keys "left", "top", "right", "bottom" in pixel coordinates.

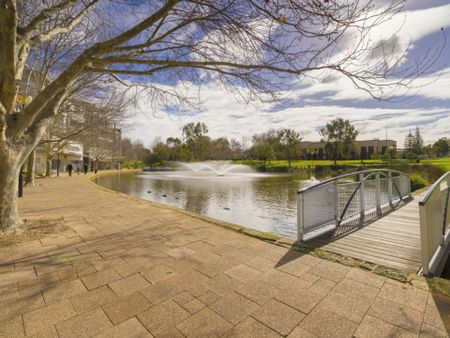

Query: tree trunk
[
  {"left": 25, "top": 149, "right": 36, "bottom": 185},
  {"left": 0, "top": 155, "right": 22, "bottom": 232},
  {"left": 46, "top": 156, "right": 52, "bottom": 177}
]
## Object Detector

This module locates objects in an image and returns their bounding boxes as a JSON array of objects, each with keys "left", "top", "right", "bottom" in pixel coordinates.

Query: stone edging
[{"left": 87, "top": 170, "right": 450, "bottom": 297}]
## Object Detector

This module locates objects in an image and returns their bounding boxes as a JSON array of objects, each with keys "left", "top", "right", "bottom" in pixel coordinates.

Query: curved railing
[
  {"left": 297, "top": 169, "right": 411, "bottom": 241},
  {"left": 419, "top": 171, "right": 450, "bottom": 276}
]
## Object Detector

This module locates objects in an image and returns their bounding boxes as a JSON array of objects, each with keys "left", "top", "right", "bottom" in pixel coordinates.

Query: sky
[{"left": 124, "top": 0, "right": 450, "bottom": 147}]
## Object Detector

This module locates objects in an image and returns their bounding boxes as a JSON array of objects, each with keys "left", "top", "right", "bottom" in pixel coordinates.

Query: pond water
[{"left": 94, "top": 169, "right": 321, "bottom": 239}]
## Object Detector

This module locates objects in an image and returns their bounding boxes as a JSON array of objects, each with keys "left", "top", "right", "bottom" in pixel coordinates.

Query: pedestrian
[
  {"left": 76, "top": 163, "right": 80, "bottom": 175},
  {"left": 83, "top": 163, "right": 88, "bottom": 175},
  {"left": 67, "top": 163, "right": 73, "bottom": 177}
]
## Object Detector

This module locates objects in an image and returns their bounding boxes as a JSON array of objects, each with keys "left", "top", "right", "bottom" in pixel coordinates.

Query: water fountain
[{"left": 174, "top": 161, "right": 255, "bottom": 176}]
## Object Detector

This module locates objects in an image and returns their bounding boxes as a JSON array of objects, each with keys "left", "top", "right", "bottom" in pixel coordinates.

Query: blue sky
[{"left": 125, "top": 1, "right": 450, "bottom": 146}]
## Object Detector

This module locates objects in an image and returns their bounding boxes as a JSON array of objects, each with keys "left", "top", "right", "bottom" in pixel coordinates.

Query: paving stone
[
  {"left": 0, "top": 283, "right": 19, "bottom": 302},
  {"left": 94, "top": 317, "right": 153, "bottom": 338},
  {"left": 102, "top": 292, "right": 152, "bottom": 325},
  {"left": 176, "top": 308, "right": 233, "bottom": 338},
  {"left": 309, "top": 261, "right": 350, "bottom": 282},
  {"left": 257, "top": 269, "right": 298, "bottom": 289},
  {"left": 141, "top": 265, "right": 177, "bottom": 284},
  {"left": 0, "top": 293, "right": 46, "bottom": 322},
  {"left": 275, "top": 287, "right": 325, "bottom": 314},
  {"left": 346, "top": 268, "right": 386, "bottom": 288},
  {"left": 224, "top": 264, "right": 262, "bottom": 282},
  {"left": 368, "top": 297, "right": 423, "bottom": 333},
  {"left": 182, "top": 298, "right": 206, "bottom": 314},
  {"left": 354, "top": 315, "right": 418, "bottom": 338},
  {"left": 81, "top": 268, "right": 122, "bottom": 290},
  {"left": 276, "top": 259, "right": 311, "bottom": 277},
  {"left": 251, "top": 299, "right": 305, "bottom": 336},
  {"left": 42, "top": 279, "right": 87, "bottom": 305},
  {"left": 317, "top": 291, "right": 372, "bottom": 323},
  {"left": 423, "top": 293, "right": 450, "bottom": 332},
  {"left": 210, "top": 292, "right": 260, "bottom": 324},
  {"left": 172, "top": 291, "right": 195, "bottom": 306},
  {"left": 244, "top": 257, "right": 276, "bottom": 272},
  {"left": 140, "top": 279, "right": 183, "bottom": 305},
  {"left": 333, "top": 278, "right": 379, "bottom": 302},
  {"left": 378, "top": 280, "right": 428, "bottom": 312},
  {"left": 109, "top": 274, "right": 151, "bottom": 297},
  {"left": 91, "top": 257, "right": 127, "bottom": 272},
  {"left": 0, "top": 269, "right": 36, "bottom": 287},
  {"left": 197, "top": 290, "right": 221, "bottom": 305},
  {"left": 298, "top": 307, "right": 358, "bottom": 338},
  {"left": 287, "top": 326, "right": 316, "bottom": 338},
  {"left": 307, "top": 277, "right": 336, "bottom": 296},
  {"left": 166, "top": 247, "right": 196, "bottom": 259},
  {"left": 23, "top": 299, "right": 76, "bottom": 336},
  {"left": 206, "top": 273, "right": 244, "bottom": 297},
  {"left": 138, "top": 299, "right": 190, "bottom": 336},
  {"left": 224, "top": 316, "right": 281, "bottom": 338},
  {"left": 0, "top": 316, "right": 25, "bottom": 337},
  {"left": 56, "top": 307, "right": 113, "bottom": 338},
  {"left": 235, "top": 280, "right": 280, "bottom": 305},
  {"left": 70, "top": 285, "right": 118, "bottom": 313},
  {"left": 419, "top": 323, "right": 448, "bottom": 338}
]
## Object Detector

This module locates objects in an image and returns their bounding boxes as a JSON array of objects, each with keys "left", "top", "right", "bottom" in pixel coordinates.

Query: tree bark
[
  {"left": 0, "top": 154, "right": 22, "bottom": 232},
  {"left": 25, "top": 149, "right": 36, "bottom": 185},
  {"left": 45, "top": 156, "right": 52, "bottom": 177}
]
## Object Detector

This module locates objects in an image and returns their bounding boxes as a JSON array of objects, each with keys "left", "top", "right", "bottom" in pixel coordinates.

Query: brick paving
[{"left": 0, "top": 173, "right": 448, "bottom": 337}]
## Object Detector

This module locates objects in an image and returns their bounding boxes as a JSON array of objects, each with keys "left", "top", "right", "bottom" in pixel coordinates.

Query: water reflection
[{"left": 95, "top": 171, "right": 317, "bottom": 239}]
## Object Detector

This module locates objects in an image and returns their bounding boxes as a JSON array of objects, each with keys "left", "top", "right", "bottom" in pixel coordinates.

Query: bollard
[{"left": 18, "top": 167, "right": 24, "bottom": 198}]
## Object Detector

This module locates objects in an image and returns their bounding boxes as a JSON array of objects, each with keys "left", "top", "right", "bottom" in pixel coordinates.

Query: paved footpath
[{"left": 0, "top": 173, "right": 449, "bottom": 337}]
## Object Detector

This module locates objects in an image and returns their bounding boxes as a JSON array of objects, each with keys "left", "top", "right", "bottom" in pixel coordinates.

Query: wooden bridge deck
[{"left": 307, "top": 198, "right": 422, "bottom": 272}]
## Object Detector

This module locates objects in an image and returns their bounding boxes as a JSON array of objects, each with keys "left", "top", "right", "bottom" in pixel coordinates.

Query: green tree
[
  {"left": 253, "top": 142, "right": 275, "bottom": 168},
  {"left": 320, "top": 118, "right": 358, "bottom": 166},
  {"left": 277, "top": 129, "right": 302, "bottom": 168},
  {"left": 433, "top": 137, "right": 449, "bottom": 157},
  {"left": 412, "top": 127, "right": 424, "bottom": 155},
  {"left": 404, "top": 130, "right": 415, "bottom": 157},
  {"left": 206, "top": 137, "right": 233, "bottom": 160},
  {"left": 148, "top": 142, "right": 169, "bottom": 165},
  {"left": 182, "top": 122, "right": 210, "bottom": 160}
]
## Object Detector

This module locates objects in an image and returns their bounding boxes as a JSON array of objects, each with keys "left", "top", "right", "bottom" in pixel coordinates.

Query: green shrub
[{"left": 410, "top": 174, "right": 428, "bottom": 192}]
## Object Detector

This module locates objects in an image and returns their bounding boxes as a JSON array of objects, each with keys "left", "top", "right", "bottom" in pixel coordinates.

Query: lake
[{"left": 94, "top": 169, "right": 319, "bottom": 239}]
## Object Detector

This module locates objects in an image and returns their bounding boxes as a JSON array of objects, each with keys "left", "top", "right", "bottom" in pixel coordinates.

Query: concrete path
[{"left": 0, "top": 173, "right": 448, "bottom": 337}]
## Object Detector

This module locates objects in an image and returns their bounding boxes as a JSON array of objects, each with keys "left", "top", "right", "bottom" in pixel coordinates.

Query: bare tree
[{"left": 0, "top": 0, "right": 444, "bottom": 230}]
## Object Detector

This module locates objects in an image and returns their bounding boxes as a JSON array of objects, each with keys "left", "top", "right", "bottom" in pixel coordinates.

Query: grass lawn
[
  {"left": 421, "top": 158, "right": 450, "bottom": 171},
  {"left": 242, "top": 158, "right": 450, "bottom": 171}
]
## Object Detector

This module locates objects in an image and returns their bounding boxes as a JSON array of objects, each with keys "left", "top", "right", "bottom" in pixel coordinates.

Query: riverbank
[{"left": 0, "top": 172, "right": 448, "bottom": 336}]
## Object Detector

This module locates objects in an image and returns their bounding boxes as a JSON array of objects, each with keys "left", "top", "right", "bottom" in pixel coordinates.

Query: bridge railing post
[
  {"left": 334, "top": 180, "right": 339, "bottom": 226},
  {"left": 388, "top": 171, "right": 393, "bottom": 208},
  {"left": 375, "top": 172, "right": 381, "bottom": 216},
  {"left": 297, "top": 193, "right": 304, "bottom": 241},
  {"left": 359, "top": 173, "right": 365, "bottom": 225}
]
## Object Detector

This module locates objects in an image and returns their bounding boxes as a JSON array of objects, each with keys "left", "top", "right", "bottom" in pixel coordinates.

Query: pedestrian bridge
[{"left": 297, "top": 169, "right": 450, "bottom": 275}]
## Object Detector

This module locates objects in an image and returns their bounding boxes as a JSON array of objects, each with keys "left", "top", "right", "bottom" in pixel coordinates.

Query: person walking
[
  {"left": 67, "top": 163, "right": 73, "bottom": 177},
  {"left": 76, "top": 162, "right": 81, "bottom": 175},
  {"left": 83, "top": 163, "right": 88, "bottom": 175}
]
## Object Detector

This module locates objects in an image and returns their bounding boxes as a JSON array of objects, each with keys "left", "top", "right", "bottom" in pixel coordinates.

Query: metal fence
[
  {"left": 419, "top": 171, "right": 450, "bottom": 276},
  {"left": 297, "top": 169, "right": 411, "bottom": 241}
]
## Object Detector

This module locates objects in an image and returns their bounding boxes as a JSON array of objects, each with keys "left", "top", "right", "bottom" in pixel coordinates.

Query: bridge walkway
[{"left": 307, "top": 198, "right": 422, "bottom": 272}]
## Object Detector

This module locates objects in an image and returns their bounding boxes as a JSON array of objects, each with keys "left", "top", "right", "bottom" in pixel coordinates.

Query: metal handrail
[
  {"left": 297, "top": 169, "right": 407, "bottom": 194},
  {"left": 419, "top": 171, "right": 450, "bottom": 206},
  {"left": 297, "top": 169, "right": 410, "bottom": 241},
  {"left": 419, "top": 171, "right": 450, "bottom": 276}
]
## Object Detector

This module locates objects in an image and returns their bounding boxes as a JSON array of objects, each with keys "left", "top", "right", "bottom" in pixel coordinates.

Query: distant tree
[
  {"left": 412, "top": 127, "right": 424, "bottom": 155},
  {"left": 422, "top": 144, "right": 436, "bottom": 158},
  {"left": 404, "top": 130, "right": 415, "bottom": 157},
  {"left": 182, "top": 122, "right": 210, "bottom": 160},
  {"left": 230, "top": 139, "right": 242, "bottom": 160},
  {"left": 252, "top": 142, "right": 275, "bottom": 167},
  {"left": 433, "top": 137, "right": 449, "bottom": 157},
  {"left": 206, "top": 138, "right": 233, "bottom": 160},
  {"left": 277, "top": 129, "right": 302, "bottom": 168},
  {"left": 320, "top": 118, "right": 358, "bottom": 166},
  {"left": 148, "top": 142, "right": 169, "bottom": 165}
]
